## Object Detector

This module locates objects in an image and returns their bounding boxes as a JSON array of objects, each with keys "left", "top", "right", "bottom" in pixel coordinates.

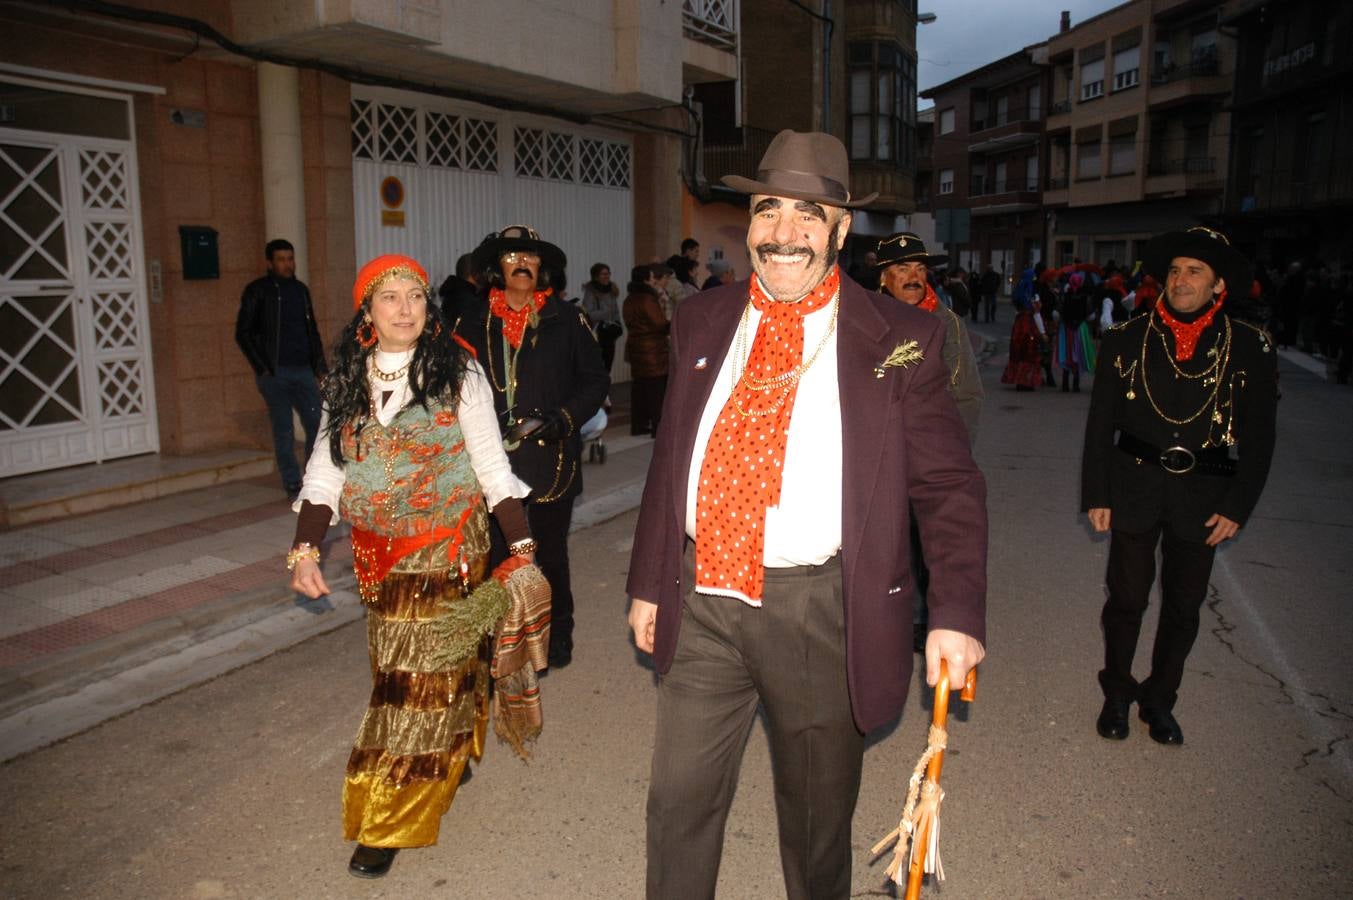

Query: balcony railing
[
  {"left": 1049, "top": 99, "right": 1071, "bottom": 116},
  {"left": 1151, "top": 55, "right": 1220, "bottom": 85},
  {"left": 1046, "top": 176, "right": 1069, "bottom": 190},
  {"left": 969, "top": 177, "right": 1040, "bottom": 197},
  {"left": 970, "top": 106, "right": 1042, "bottom": 132},
  {"left": 683, "top": 0, "right": 738, "bottom": 51},
  {"left": 1147, "top": 156, "right": 1216, "bottom": 176},
  {"left": 703, "top": 124, "right": 776, "bottom": 187}
]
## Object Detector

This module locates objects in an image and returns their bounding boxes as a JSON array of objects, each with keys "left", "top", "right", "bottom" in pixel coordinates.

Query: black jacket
[
  {"left": 455, "top": 295, "right": 610, "bottom": 504},
  {"left": 1081, "top": 309, "right": 1278, "bottom": 541},
  {"left": 234, "top": 275, "right": 326, "bottom": 377}
]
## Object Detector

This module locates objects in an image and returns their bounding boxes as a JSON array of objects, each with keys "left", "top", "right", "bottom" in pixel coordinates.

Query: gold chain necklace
[
  {"left": 731, "top": 291, "right": 839, "bottom": 418},
  {"left": 1139, "top": 315, "right": 1231, "bottom": 426},
  {"left": 484, "top": 314, "right": 521, "bottom": 397},
  {"left": 1148, "top": 315, "right": 1226, "bottom": 381},
  {"left": 369, "top": 355, "right": 410, "bottom": 382}
]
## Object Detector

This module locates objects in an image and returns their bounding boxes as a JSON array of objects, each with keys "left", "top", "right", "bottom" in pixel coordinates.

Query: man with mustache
[
  {"left": 1082, "top": 227, "right": 1277, "bottom": 746},
  {"left": 875, "top": 232, "right": 983, "bottom": 439},
  {"left": 455, "top": 225, "right": 609, "bottom": 668},
  {"left": 874, "top": 232, "right": 984, "bottom": 656},
  {"left": 626, "top": 130, "right": 987, "bottom": 899}
]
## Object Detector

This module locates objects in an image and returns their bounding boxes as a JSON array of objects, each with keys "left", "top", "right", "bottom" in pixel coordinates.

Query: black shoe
[
  {"left": 1138, "top": 707, "right": 1184, "bottom": 745},
  {"left": 349, "top": 845, "right": 398, "bottom": 878},
  {"left": 913, "top": 623, "right": 927, "bottom": 654},
  {"left": 548, "top": 634, "right": 573, "bottom": 669},
  {"left": 1096, "top": 698, "right": 1131, "bottom": 740}
]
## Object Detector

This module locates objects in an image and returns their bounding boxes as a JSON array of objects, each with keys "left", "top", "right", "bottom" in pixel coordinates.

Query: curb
[{"left": 0, "top": 465, "right": 651, "bottom": 762}]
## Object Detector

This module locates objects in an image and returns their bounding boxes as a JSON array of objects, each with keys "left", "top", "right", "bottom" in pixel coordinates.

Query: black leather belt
[{"left": 1117, "top": 432, "right": 1236, "bottom": 476}]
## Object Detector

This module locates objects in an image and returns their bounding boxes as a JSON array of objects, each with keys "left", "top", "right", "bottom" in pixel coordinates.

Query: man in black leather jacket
[{"left": 234, "top": 239, "right": 327, "bottom": 495}]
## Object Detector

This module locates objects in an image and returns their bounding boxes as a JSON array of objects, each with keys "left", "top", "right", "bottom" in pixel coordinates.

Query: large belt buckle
[{"left": 1159, "top": 446, "right": 1195, "bottom": 474}]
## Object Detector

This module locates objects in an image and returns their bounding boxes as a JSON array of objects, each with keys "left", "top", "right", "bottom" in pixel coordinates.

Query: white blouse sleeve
[
  {"left": 459, "top": 359, "right": 532, "bottom": 507},
  {"left": 293, "top": 409, "right": 344, "bottom": 524}
]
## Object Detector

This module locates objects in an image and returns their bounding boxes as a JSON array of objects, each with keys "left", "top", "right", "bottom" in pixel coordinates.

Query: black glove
[{"left": 507, "top": 409, "right": 571, "bottom": 443}]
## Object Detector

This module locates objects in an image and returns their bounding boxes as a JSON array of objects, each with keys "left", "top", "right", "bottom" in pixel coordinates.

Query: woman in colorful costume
[
  {"left": 1001, "top": 267, "right": 1045, "bottom": 391},
  {"left": 1054, "top": 271, "right": 1098, "bottom": 392},
  {"left": 287, "top": 255, "right": 539, "bottom": 879}
]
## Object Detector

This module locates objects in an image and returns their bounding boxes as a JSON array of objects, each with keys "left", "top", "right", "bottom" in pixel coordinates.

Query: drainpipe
[{"left": 822, "top": 0, "right": 832, "bottom": 131}]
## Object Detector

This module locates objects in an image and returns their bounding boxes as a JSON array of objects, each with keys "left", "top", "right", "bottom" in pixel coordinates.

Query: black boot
[
  {"left": 1096, "top": 698, "right": 1131, "bottom": 740},
  {"left": 349, "top": 845, "right": 398, "bottom": 878}
]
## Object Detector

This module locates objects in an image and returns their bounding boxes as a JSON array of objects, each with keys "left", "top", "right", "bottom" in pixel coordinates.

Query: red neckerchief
[
  {"left": 918, "top": 282, "right": 940, "bottom": 313},
  {"left": 489, "top": 288, "right": 551, "bottom": 349},
  {"left": 694, "top": 266, "right": 840, "bottom": 605},
  {"left": 1156, "top": 291, "right": 1226, "bottom": 361}
]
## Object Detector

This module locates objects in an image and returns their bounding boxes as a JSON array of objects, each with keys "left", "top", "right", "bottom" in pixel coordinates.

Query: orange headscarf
[{"left": 352, "top": 254, "right": 430, "bottom": 310}]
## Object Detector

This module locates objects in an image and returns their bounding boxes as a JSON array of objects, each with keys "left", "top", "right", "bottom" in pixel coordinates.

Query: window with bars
[
  {"left": 847, "top": 40, "right": 916, "bottom": 167},
  {"left": 1080, "top": 58, "right": 1105, "bottom": 100},
  {"left": 349, "top": 102, "right": 499, "bottom": 171},
  {"left": 349, "top": 100, "right": 629, "bottom": 187}
]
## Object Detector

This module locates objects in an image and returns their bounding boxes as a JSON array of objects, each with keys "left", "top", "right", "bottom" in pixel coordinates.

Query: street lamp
[{"left": 918, "top": 12, "right": 937, "bottom": 24}]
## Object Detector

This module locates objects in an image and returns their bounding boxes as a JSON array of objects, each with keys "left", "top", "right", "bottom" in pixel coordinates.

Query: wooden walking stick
[{"left": 869, "top": 660, "right": 978, "bottom": 899}]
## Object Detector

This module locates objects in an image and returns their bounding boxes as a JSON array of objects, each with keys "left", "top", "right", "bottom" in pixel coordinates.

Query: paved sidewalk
[{"left": 0, "top": 423, "right": 655, "bottom": 760}]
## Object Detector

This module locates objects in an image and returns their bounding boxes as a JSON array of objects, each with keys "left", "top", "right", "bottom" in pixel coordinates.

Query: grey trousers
[{"left": 646, "top": 555, "right": 865, "bottom": 900}]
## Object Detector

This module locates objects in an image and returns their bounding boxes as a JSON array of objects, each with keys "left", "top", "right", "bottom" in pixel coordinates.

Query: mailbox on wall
[{"left": 178, "top": 225, "right": 219, "bottom": 280}]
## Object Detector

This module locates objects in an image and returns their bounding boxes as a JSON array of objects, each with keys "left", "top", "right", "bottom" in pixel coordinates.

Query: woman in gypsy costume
[
  {"left": 287, "top": 255, "right": 541, "bottom": 879},
  {"left": 1001, "top": 267, "right": 1046, "bottom": 391}
]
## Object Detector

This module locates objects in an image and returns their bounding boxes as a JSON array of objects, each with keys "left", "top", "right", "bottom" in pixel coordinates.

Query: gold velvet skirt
[{"left": 342, "top": 558, "right": 491, "bottom": 849}]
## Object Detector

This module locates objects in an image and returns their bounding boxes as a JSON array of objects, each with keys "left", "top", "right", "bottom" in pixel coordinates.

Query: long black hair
[{"left": 322, "top": 301, "right": 470, "bottom": 466}]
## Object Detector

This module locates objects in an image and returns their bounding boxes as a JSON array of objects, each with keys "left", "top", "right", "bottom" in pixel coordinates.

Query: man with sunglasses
[{"left": 456, "top": 225, "right": 609, "bottom": 668}]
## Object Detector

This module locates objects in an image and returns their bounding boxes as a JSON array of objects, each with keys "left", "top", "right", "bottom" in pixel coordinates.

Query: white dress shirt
[
  {"left": 296, "top": 350, "right": 530, "bottom": 523},
  {"left": 684, "top": 297, "right": 844, "bottom": 579}
]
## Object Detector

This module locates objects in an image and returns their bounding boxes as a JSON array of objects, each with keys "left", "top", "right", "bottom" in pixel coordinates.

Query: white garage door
[{"left": 350, "top": 86, "right": 635, "bottom": 381}]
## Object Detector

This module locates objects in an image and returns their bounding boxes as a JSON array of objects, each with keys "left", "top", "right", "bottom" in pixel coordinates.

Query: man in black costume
[{"left": 1082, "top": 226, "right": 1277, "bottom": 746}]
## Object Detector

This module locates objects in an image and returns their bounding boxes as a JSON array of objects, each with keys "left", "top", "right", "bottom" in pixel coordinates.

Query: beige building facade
[
  {"left": 1043, "top": 0, "right": 1233, "bottom": 267},
  {"left": 0, "top": 0, "right": 735, "bottom": 478}
]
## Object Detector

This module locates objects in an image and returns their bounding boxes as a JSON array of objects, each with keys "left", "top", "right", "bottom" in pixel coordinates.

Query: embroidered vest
[{"left": 340, "top": 402, "right": 490, "bottom": 599}]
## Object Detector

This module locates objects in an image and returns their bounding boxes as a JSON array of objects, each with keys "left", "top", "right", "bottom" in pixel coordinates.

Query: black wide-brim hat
[
  {"left": 872, "top": 231, "right": 948, "bottom": 269},
  {"left": 1141, "top": 226, "right": 1251, "bottom": 299},
  {"left": 722, "top": 129, "right": 878, "bottom": 209},
  {"left": 472, "top": 224, "right": 567, "bottom": 274}
]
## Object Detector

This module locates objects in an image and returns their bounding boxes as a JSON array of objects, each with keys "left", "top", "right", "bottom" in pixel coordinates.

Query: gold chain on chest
[
  {"left": 731, "top": 291, "right": 839, "bottom": 418},
  {"left": 1138, "top": 316, "right": 1232, "bottom": 427}
]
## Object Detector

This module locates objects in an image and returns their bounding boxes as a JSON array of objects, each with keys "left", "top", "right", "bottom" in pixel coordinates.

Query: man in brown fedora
[{"left": 626, "top": 130, "right": 988, "bottom": 899}]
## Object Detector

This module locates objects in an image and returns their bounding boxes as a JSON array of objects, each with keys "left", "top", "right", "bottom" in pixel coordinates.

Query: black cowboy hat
[
  {"left": 722, "top": 129, "right": 878, "bottom": 209},
  {"left": 1141, "top": 226, "right": 1251, "bottom": 300},
  {"left": 472, "top": 224, "right": 567, "bottom": 274},
  {"left": 872, "top": 231, "right": 948, "bottom": 269}
]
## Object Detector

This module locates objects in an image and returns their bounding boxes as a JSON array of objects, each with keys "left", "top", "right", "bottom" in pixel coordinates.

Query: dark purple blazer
[{"left": 626, "top": 273, "right": 987, "bottom": 733}]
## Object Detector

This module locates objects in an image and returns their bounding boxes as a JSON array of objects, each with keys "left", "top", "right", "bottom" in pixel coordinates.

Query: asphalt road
[{"left": 2, "top": 350, "right": 1350, "bottom": 899}]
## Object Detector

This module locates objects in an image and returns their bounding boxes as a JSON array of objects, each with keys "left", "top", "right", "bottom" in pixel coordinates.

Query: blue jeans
[{"left": 255, "top": 366, "right": 322, "bottom": 490}]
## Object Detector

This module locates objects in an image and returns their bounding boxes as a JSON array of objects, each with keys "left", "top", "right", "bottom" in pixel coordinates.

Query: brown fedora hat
[{"left": 722, "top": 129, "right": 878, "bottom": 209}]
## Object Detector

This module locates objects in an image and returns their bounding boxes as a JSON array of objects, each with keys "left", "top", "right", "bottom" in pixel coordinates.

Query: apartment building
[
  {"left": 1222, "top": 0, "right": 1353, "bottom": 265},
  {"left": 688, "top": 0, "right": 922, "bottom": 272},
  {"left": 922, "top": 45, "right": 1049, "bottom": 288},
  {"left": 1043, "top": 0, "right": 1232, "bottom": 268},
  {"left": 0, "top": 0, "right": 735, "bottom": 477}
]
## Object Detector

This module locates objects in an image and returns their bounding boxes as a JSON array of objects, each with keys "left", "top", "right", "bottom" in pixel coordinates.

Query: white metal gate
[
  {"left": 0, "top": 79, "right": 157, "bottom": 477},
  {"left": 350, "top": 86, "right": 636, "bottom": 381}
]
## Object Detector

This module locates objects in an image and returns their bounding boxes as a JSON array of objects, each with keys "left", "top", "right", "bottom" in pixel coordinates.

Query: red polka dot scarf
[
  {"left": 694, "top": 267, "right": 841, "bottom": 605},
  {"left": 1156, "top": 291, "right": 1225, "bottom": 361},
  {"left": 489, "top": 287, "right": 551, "bottom": 349}
]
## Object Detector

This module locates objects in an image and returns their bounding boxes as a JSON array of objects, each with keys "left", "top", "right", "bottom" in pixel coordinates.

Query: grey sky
[{"left": 917, "top": 0, "right": 1126, "bottom": 96}]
